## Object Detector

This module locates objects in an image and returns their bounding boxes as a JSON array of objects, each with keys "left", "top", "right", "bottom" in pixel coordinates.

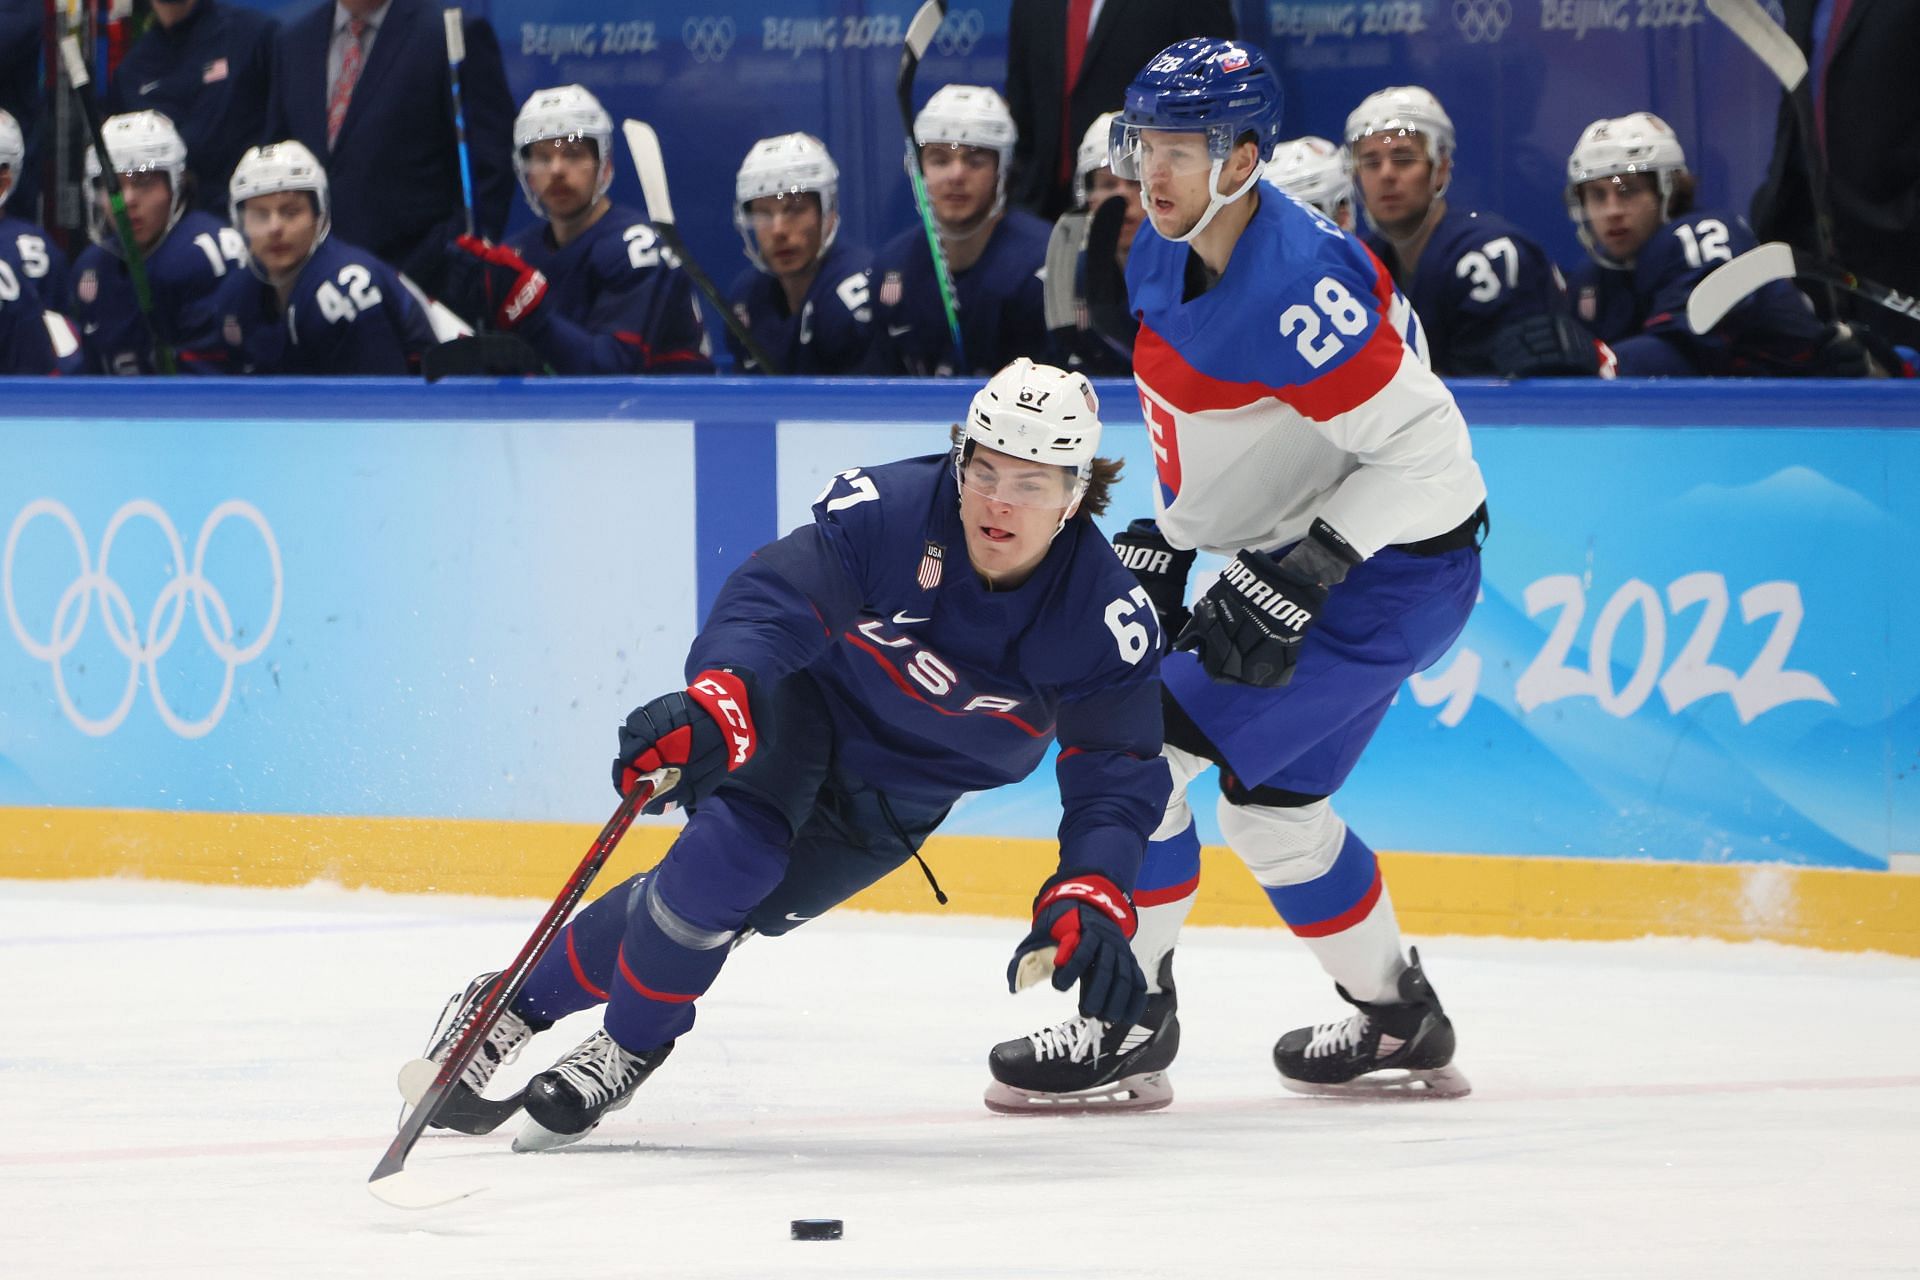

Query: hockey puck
[{"left": 790, "top": 1218, "right": 843, "bottom": 1241}]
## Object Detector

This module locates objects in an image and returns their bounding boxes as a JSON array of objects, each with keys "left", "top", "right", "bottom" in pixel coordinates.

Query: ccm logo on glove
[{"left": 688, "top": 672, "right": 756, "bottom": 767}]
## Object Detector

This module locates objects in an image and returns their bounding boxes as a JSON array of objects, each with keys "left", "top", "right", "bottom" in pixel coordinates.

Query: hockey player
[
  {"left": 212, "top": 141, "right": 437, "bottom": 375},
  {"left": 1052, "top": 111, "right": 1140, "bottom": 378},
  {"left": 1347, "top": 86, "right": 1611, "bottom": 379},
  {"left": 1563, "top": 112, "right": 1875, "bottom": 377},
  {"left": 69, "top": 110, "right": 239, "bottom": 374},
  {"left": 1263, "top": 136, "right": 1355, "bottom": 230},
  {"left": 866, "top": 85, "right": 1052, "bottom": 376},
  {"left": 443, "top": 84, "right": 711, "bottom": 375},
  {"left": 984, "top": 40, "right": 1483, "bottom": 1113},
  {"left": 0, "top": 108, "right": 71, "bottom": 312},
  {"left": 724, "top": 132, "right": 873, "bottom": 374},
  {"left": 413, "top": 360, "right": 1171, "bottom": 1149},
  {"left": 0, "top": 108, "right": 79, "bottom": 374},
  {"left": 1077, "top": 110, "right": 1145, "bottom": 266}
]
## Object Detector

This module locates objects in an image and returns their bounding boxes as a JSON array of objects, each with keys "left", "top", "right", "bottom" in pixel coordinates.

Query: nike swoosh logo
[
  {"left": 783, "top": 912, "right": 811, "bottom": 922},
  {"left": 887, "top": 324, "right": 912, "bottom": 337},
  {"left": 892, "top": 611, "right": 930, "bottom": 625},
  {"left": 140, "top": 80, "right": 161, "bottom": 95}
]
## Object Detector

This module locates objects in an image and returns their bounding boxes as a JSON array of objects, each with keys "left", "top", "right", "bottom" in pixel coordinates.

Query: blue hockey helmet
[{"left": 1111, "top": 40, "right": 1283, "bottom": 242}]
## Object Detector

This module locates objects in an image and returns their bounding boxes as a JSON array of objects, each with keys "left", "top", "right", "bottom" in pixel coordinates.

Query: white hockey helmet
[
  {"left": 1262, "top": 136, "right": 1354, "bottom": 224},
  {"left": 733, "top": 132, "right": 840, "bottom": 273},
  {"left": 512, "top": 84, "right": 614, "bottom": 217},
  {"left": 84, "top": 110, "right": 189, "bottom": 250},
  {"left": 1565, "top": 112, "right": 1688, "bottom": 266},
  {"left": 1345, "top": 86, "right": 1455, "bottom": 167},
  {"left": 957, "top": 358, "right": 1103, "bottom": 514},
  {"left": 914, "top": 85, "right": 1017, "bottom": 222},
  {"left": 229, "top": 141, "right": 331, "bottom": 280},
  {"left": 0, "top": 109, "right": 22, "bottom": 210},
  {"left": 1074, "top": 110, "right": 1123, "bottom": 209}
]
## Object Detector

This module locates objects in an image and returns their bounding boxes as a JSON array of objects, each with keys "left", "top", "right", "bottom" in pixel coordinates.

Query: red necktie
[
  {"left": 327, "top": 17, "right": 368, "bottom": 151},
  {"left": 1058, "top": 0, "right": 1095, "bottom": 185},
  {"left": 1814, "top": 0, "right": 1853, "bottom": 156}
]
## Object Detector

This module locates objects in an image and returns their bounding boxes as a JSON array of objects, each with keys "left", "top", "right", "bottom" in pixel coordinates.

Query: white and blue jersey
[
  {"left": 1569, "top": 210, "right": 1834, "bottom": 376},
  {"left": 69, "top": 210, "right": 243, "bottom": 374},
  {"left": 209, "top": 235, "right": 436, "bottom": 375},
  {"left": 1362, "top": 205, "right": 1585, "bottom": 377},
  {"left": 689, "top": 454, "right": 1169, "bottom": 887},
  {"left": 865, "top": 209, "right": 1053, "bottom": 377},
  {"left": 725, "top": 239, "right": 873, "bottom": 374},
  {"left": 504, "top": 203, "right": 712, "bottom": 375},
  {"left": 0, "top": 213, "right": 71, "bottom": 316}
]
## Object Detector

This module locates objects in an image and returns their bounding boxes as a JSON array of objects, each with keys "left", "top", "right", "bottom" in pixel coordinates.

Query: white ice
[{"left": 5, "top": 878, "right": 1916, "bottom": 1278}]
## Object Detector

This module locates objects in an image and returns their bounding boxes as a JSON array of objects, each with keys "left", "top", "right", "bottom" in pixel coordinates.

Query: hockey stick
[
  {"left": 620, "top": 118, "right": 783, "bottom": 374},
  {"left": 897, "top": 0, "right": 967, "bottom": 370},
  {"left": 1704, "top": 0, "right": 1842, "bottom": 315},
  {"left": 1687, "top": 240, "right": 1920, "bottom": 333},
  {"left": 1041, "top": 209, "right": 1088, "bottom": 334},
  {"left": 57, "top": 32, "right": 176, "bottom": 373},
  {"left": 368, "top": 767, "right": 677, "bottom": 1210},
  {"left": 442, "top": 9, "right": 477, "bottom": 239}
]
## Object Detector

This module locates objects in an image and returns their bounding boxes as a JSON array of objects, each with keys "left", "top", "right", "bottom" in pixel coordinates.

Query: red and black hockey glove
[
  {"left": 611, "top": 668, "right": 758, "bottom": 814},
  {"left": 452, "top": 234, "right": 547, "bottom": 330},
  {"left": 1008, "top": 870, "right": 1146, "bottom": 1027}
]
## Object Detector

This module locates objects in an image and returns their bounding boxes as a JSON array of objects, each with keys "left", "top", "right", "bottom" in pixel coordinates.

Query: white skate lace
[
  {"left": 551, "top": 1031, "right": 643, "bottom": 1107},
  {"left": 433, "top": 981, "right": 534, "bottom": 1088},
  {"left": 1304, "top": 1013, "right": 1370, "bottom": 1059},
  {"left": 1026, "top": 1016, "right": 1105, "bottom": 1065}
]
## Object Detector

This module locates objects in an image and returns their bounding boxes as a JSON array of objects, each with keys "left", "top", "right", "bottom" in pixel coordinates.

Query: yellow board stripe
[{"left": 3, "top": 807, "right": 1916, "bottom": 957}]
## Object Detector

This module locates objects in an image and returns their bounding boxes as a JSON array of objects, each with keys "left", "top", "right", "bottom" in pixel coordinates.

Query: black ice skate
[
  {"left": 1272, "top": 947, "right": 1470, "bottom": 1098},
  {"left": 984, "top": 955, "right": 1181, "bottom": 1114},
  {"left": 396, "top": 971, "right": 550, "bottom": 1135},
  {"left": 513, "top": 1029, "right": 676, "bottom": 1152}
]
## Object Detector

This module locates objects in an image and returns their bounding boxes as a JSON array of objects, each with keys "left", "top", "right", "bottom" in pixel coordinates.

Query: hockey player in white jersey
[{"left": 986, "top": 38, "right": 1485, "bottom": 1112}]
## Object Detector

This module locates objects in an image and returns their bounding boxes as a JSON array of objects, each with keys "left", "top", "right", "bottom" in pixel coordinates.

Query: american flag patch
[
  {"left": 917, "top": 541, "right": 945, "bottom": 590},
  {"left": 202, "top": 57, "right": 229, "bottom": 83}
]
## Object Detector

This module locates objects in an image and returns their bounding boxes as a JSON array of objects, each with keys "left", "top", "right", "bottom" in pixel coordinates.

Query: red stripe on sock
[
  {"left": 1288, "top": 868, "right": 1383, "bottom": 938},
  {"left": 565, "top": 925, "right": 608, "bottom": 1001},
  {"left": 1134, "top": 874, "right": 1199, "bottom": 908},
  {"left": 616, "top": 947, "right": 700, "bottom": 1003}
]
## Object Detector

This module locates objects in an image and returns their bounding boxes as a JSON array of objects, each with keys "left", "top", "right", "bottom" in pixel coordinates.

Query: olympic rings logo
[
  {"left": 1453, "top": 0, "right": 1511, "bottom": 42},
  {"left": 4, "top": 498, "right": 283, "bottom": 739},
  {"left": 933, "top": 9, "right": 985, "bottom": 56},
  {"left": 682, "top": 16, "right": 736, "bottom": 62}
]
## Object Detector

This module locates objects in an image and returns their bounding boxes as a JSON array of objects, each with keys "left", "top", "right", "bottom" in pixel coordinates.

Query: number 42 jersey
[{"left": 1128, "top": 191, "right": 1486, "bottom": 561}]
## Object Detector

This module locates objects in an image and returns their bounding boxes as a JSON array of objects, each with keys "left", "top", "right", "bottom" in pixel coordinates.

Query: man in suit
[
  {"left": 1003, "top": 0, "right": 1235, "bottom": 221},
  {"left": 1750, "top": 0, "right": 1920, "bottom": 349},
  {"left": 264, "top": 0, "right": 513, "bottom": 296}
]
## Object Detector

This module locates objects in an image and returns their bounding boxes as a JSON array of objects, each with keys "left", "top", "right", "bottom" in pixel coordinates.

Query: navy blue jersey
[
  {"left": 725, "top": 238, "right": 873, "bottom": 374},
  {"left": 865, "top": 209, "right": 1053, "bottom": 377},
  {"left": 0, "top": 213, "right": 71, "bottom": 313},
  {"left": 1363, "top": 206, "right": 1583, "bottom": 377},
  {"left": 70, "top": 210, "right": 243, "bottom": 374},
  {"left": 0, "top": 257, "right": 57, "bottom": 374},
  {"left": 1568, "top": 210, "right": 1833, "bottom": 376},
  {"left": 209, "top": 235, "right": 436, "bottom": 375},
  {"left": 687, "top": 454, "right": 1169, "bottom": 887},
  {"left": 505, "top": 203, "right": 712, "bottom": 375}
]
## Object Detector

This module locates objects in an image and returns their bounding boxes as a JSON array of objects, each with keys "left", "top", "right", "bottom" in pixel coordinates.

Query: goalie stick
[
  {"left": 1687, "top": 241, "right": 1920, "bottom": 334},
  {"left": 621, "top": 118, "right": 783, "bottom": 375},
  {"left": 368, "top": 768, "right": 676, "bottom": 1210},
  {"left": 897, "top": 0, "right": 967, "bottom": 369}
]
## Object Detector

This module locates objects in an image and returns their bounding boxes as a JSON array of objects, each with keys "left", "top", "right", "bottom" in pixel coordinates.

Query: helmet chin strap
[{"left": 1164, "top": 158, "right": 1265, "bottom": 245}]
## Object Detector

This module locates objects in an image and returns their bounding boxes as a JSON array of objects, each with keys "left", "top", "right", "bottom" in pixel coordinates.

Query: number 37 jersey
[{"left": 1128, "top": 192, "right": 1485, "bottom": 560}]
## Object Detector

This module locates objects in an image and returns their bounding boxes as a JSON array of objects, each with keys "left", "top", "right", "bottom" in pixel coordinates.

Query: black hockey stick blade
[
  {"left": 396, "top": 1057, "right": 528, "bottom": 1135},
  {"left": 1705, "top": 0, "right": 1808, "bottom": 91},
  {"left": 1083, "top": 194, "right": 1135, "bottom": 348},
  {"left": 621, "top": 118, "right": 784, "bottom": 374},
  {"left": 1043, "top": 210, "right": 1090, "bottom": 334},
  {"left": 1687, "top": 241, "right": 1796, "bottom": 332}
]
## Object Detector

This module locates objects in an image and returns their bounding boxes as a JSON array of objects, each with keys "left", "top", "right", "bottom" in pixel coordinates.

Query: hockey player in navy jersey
[
  {"left": 1563, "top": 112, "right": 1875, "bottom": 378},
  {"left": 69, "top": 111, "right": 240, "bottom": 374},
  {"left": 866, "top": 85, "right": 1053, "bottom": 377},
  {"left": 211, "top": 142, "right": 437, "bottom": 375},
  {"left": 443, "top": 85, "right": 711, "bottom": 375},
  {"left": 411, "top": 359, "right": 1171, "bottom": 1149},
  {"left": 1347, "top": 86, "right": 1611, "bottom": 380},
  {"left": 985, "top": 40, "right": 1483, "bottom": 1113},
  {"left": 0, "top": 257, "right": 60, "bottom": 373},
  {"left": 724, "top": 133, "right": 872, "bottom": 374},
  {"left": 1264, "top": 136, "right": 1355, "bottom": 231},
  {"left": 1052, "top": 110, "right": 1141, "bottom": 378},
  {"left": 1, "top": 109, "right": 72, "bottom": 315}
]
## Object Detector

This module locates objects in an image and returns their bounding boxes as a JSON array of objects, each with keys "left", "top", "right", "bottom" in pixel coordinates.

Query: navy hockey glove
[
  {"left": 1008, "top": 870, "right": 1146, "bottom": 1027},
  {"left": 612, "top": 668, "right": 759, "bottom": 814},
  {"left": 1489, "top": 311, "right": 1612, "bottom": 378},
  {"left": 1111, "top": 518, "right": 1196, "bottom": 651},
  {"left": 1178, "top": 541, "right": 1339, "bottom": 688},
  {"left": 451, "top": 234, "right": 547, "bottom": 330}
]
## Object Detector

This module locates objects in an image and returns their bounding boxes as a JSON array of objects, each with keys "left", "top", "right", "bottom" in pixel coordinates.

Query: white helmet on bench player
[
  {"left": 513, "top": 84, "right": 614, "bottom": 217},
  {"left": 734, "top": 132, "right": 840, "bottom": 273},
  {"left": 229, "top": 140, "right": 331, "bottom": 280},
  {"left": 1565, "top": 112, "right": 1688, "bottom": 267},
  {"left": 1263, "top": 136, "right": 1354, "bottom": 225},
  {"left": 85, "top": 110, "right": 189, "bottom": 250}
]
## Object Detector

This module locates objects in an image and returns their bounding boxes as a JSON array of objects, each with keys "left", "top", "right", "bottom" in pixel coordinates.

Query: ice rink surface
[{"left": 5, "top": 879, "right": 1916, "bottom": 1278}]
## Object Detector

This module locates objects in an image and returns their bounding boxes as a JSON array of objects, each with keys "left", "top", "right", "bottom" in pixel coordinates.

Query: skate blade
[
  {"left": 983, "top": 1071, "right": 1174, "bottom": 1115},
  {"left": 395, "top": 1058, "right": 529, "bottom": 1135},
  {"left": 511, "top": 1115, "right": 599, "bottom": 1153},
  {"left": 1279, "top": 1063, "right": 1472, "bottom": 1100}
]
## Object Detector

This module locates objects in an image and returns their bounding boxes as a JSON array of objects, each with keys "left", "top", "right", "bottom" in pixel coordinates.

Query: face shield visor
[{"left": 954, "top": 447, "right": 1086, "bottom": 510}]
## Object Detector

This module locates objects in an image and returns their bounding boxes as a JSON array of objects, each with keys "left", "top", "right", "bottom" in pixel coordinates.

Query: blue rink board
[{"left": 1, "top": 378, "right": 1915, "bottom": 867}]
